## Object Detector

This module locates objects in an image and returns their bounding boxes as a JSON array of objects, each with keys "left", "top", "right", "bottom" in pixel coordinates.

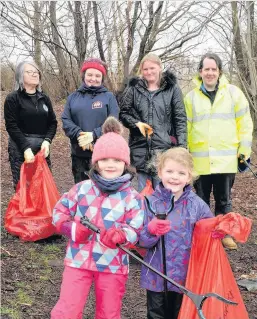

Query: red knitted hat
[
  {"left": 92, "top": 117, "right": 130, "bottom": 165},
  {"left": 81, "top": 58, "right": 107, "bottom": 76}
]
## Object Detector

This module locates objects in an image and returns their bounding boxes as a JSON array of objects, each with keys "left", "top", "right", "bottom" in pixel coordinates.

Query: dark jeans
[
  {"left": 71, "top": 155, "right": 91, "bottom": 184},
  {"left": 194, "top": 173, "right": 236, "bottom": 215},
  {"left": 8, "top": 136, "right": 51, "bottom": 190},
  {"left": 147, "top": 290, "right": 183, "bottom": 319}
]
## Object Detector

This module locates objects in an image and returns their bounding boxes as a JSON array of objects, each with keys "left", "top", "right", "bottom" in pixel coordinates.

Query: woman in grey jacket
[{"left": 119, "top": 53, "right": 187, "bottom": 191}]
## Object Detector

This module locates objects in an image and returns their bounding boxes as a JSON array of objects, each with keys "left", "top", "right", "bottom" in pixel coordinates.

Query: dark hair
[{"left": 198, "top": 53, "right": 223, "bottom": 78}]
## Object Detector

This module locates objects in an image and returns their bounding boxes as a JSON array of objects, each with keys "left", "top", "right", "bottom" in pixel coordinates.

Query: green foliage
[{"left": 0, "top": 306, "right": 21, "bottom": 319}]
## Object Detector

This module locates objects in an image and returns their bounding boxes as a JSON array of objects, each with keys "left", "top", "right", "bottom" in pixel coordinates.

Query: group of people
[{"left": 4, "top": 51, "right": 253, "bottom": 319}]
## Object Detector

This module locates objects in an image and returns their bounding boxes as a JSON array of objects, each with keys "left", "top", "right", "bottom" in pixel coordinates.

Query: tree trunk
[
  {"left": 49, "top": 1, "right": 70, "bottom": 96},
  {"left": 32, "top": 2, "right": 42, "bottom": 69}
]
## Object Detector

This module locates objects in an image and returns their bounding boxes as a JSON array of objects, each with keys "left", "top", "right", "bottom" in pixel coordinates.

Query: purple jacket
[{"left": 139, "top": 183, "right": 213, "bottom": 293}]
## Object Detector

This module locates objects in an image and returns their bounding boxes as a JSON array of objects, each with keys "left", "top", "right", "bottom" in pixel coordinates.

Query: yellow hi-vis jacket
[{"left": 184, "top": 75, "right": 253, "bottom": 175}]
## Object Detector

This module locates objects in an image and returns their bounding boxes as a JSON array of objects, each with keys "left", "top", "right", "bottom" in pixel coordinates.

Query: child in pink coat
[{"left": 51, "top": 117, "right": 144, "bottom": 319}]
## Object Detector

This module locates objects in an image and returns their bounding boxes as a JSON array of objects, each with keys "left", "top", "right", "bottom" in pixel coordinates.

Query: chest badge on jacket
[
  {"left": 92, "top": 101, "right": 103, "bottom": 109},
  {"left": 43, "top": 104, "right": 49, "bottom": 112}
]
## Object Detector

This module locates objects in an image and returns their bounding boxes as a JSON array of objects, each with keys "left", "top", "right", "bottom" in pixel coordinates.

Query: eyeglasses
[{"left": 25, "top": 70, "right": 39, "bottom": 76}]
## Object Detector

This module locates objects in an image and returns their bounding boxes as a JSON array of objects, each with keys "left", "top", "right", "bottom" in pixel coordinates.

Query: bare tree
[
  {"left": 1, "top": 1, "right": 230, "bottom": 96},
  {"left": 90, "top": 1, "right": 227, "bottom": 91},
  {"left": 68, "top": 1, "right": 91, "bottom": 68},
  {"left": 231, "top": 1, "right": 257, "bottom": 120}
]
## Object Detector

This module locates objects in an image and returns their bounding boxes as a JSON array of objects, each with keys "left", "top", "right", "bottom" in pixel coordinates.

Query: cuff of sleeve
[
  {"left": 71, "top": 222, "right": 76, "bottom": 242},
  {"left": 146, "top": 228, "right": 159, "bottom": 238},
  {"left": 92, "top": 131, "right": 97, "bottom": 142},
  {"left": 44, "top": 138, "right": 52, "bottom": 144},
  {"left": 76, "top": 130, "right": 83, "bottom": 138}
]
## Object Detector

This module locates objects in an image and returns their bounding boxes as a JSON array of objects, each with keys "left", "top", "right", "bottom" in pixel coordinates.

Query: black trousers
[
  {"left": 194, "top": 173, "right": 236, "bottom": 216},
  {"left": 147, "top": 290, "right": 183, "bottom": 319},
  {"left": 8, "top": 137, "right": 51, "bottom": 190},
  {"left": 71, "top": 155, "right": 91, "bottom": 184}
]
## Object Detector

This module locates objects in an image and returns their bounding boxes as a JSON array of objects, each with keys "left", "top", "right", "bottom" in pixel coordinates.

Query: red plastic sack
[
  {"left": 178, "top": 212, "right": 252, "bottom": 319},
  {"left": 5, "top": 150, "right": 60, "bottom": 241}
]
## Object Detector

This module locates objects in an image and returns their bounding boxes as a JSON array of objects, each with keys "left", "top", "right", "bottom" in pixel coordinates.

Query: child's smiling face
[
  {"left": 97, "top": 158, "right": 125, "bottom": 179},
  {"left": 158, "top": 159, "right": 191, "bottom": 199}
]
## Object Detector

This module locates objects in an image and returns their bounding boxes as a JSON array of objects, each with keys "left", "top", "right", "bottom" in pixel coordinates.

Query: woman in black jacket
[
  {"left": 4, "top": 61, "right": 57, "bottom": 190},
  {"left": 120, "top": 53, "right": 187, "bottom": 191}
]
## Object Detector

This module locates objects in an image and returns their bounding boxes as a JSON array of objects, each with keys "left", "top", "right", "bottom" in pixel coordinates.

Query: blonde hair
[
  {"left": 138, "top": 53, "right": 163, "bottom": 82},
  {"left": 156, "top": 147, "right": 198, "bottom": 184}
]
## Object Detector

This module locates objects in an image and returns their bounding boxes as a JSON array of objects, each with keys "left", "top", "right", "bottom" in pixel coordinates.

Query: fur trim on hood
[{"left": 127, "top": 69, "right": 177, "bottom": 89}]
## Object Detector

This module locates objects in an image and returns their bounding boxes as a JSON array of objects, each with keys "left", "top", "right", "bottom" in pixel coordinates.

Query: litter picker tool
[{"left": 80, "top": 216, "right": 237, "bottom": 319}]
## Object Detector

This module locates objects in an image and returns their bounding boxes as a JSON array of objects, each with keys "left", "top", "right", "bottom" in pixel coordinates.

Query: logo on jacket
[
  {"left": 43, "top": 104, "right": 49, "bottom": 112},
  {"left": 92, "top": 101, "right": 103, "bottom": 109}
]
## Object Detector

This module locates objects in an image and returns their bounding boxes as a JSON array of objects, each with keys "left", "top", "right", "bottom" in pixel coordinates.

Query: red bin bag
[
  {"left": 5, "top": 150, "right": 60, "bottom": 241},
  {"left": 178, "top": 212, "right": 252, "bottom": 319}
]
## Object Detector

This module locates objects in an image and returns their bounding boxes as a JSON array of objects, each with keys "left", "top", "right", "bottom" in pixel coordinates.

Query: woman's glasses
[{"left": 25, "top": 70, "right": 39, "bottom": 76}]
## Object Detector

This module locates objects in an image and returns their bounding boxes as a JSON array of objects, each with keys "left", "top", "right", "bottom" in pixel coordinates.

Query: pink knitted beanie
[{"left": 92, "top": 117, "right": 130, "bottom": 165}]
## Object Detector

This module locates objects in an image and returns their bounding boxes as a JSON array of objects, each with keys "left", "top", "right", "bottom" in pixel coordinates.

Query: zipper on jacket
[{"left": 146, "top": 246, "right": 157, "bottom": 277}]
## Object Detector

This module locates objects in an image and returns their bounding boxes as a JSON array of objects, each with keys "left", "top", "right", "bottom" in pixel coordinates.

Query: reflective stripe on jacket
[{"left": 184, "top": 75, "right": 253, "bottom": 175}]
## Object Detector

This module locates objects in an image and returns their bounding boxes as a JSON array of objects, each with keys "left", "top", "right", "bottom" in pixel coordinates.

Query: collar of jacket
[
  {"left": 153, "top": 182, "right": 192, "bottom": 204},
  {"left": 127, "top": 69, "right": 177, "bottom": 91},
  {"left": 200, "top": 82, "right": 219, "bottom": 94},
  {"left": 89, "top": 178, "right": 132, "bottom": 195},
  {"left": 77, "top": 83, "right": 108, "bottom": 94},
  {"left": 18, "top": 88, "right": 45, "bottom": 100},
  {"left": 192, "top": 74, "right": 229, "bottom": 90}
]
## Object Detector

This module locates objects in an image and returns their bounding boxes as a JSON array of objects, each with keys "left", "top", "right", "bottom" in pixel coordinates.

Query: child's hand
[
  {"left": 148, "top": 218, "right": 171, "bottom": 236},
  {"left": 72, "top": 221, "right": 93, "bottom": 243},
  {"left": 100, "top": 228, "right": 127, "bottom": 249}
]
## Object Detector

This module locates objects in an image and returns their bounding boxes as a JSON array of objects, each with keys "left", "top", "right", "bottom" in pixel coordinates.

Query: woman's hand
[
  {"left": 78, "top": 132, "right": 93, "bottom": 149},
  {"left": 24, "top": 148, "right": 35, "bottom": 163},
  {"left": 135, "top": 122, "right": 153, "bottom": 137},
  {"left": 41, "top": 140, "right": 50, "bottom": 157}
]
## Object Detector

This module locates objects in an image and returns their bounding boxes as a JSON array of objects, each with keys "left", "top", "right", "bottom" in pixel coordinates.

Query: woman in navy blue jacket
[{"left": 62, "top": 58, "right": 119, "bottom": 183}]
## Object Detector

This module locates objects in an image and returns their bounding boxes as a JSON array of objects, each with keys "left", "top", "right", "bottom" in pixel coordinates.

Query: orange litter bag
[
  {"left": 178, "top": 212, "right": 252, "bottom": 319},
  {"left": 140, "top": 178, "right": 154, "bottom": 197},
  {"left": 5, "top": 150, "right": 60, "bottom": 241}
]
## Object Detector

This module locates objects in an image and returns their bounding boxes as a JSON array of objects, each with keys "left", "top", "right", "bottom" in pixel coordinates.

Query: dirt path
[{"left": 1, "top": 99, "right": 257, "bottom": 319}]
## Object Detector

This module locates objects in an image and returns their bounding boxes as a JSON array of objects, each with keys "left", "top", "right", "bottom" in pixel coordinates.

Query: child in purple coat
[{"left": 139, "top": 147, "right": 213, "bottom": 319}]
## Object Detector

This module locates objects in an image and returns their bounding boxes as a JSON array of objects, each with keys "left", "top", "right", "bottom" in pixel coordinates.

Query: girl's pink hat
[{"left": 92, "top": 117, "right": 130, "bottom": 165}]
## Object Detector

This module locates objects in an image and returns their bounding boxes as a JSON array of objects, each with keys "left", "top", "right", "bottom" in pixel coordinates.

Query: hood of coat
[
  {"left": 128, "top": 69, "right": 177, "bottom": 90},
  {"left": 77, "top": 83, "right": 108, "bottom": 94}
]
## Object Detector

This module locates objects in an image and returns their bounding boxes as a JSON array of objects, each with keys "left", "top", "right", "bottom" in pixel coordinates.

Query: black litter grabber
[
  {"left": 145, "top": 196, "right": 174, "bottom": 319},
  {"left": 239, "top": 155, "right": 257, "bottom": 179},
  {"left": 80, "top": 216, "right": 237, "bottom": 319}
]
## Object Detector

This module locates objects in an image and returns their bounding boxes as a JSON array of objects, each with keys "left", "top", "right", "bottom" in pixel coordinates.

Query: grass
[{"left": 0, "top": 306, "right": 21, "bottom": 319}]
